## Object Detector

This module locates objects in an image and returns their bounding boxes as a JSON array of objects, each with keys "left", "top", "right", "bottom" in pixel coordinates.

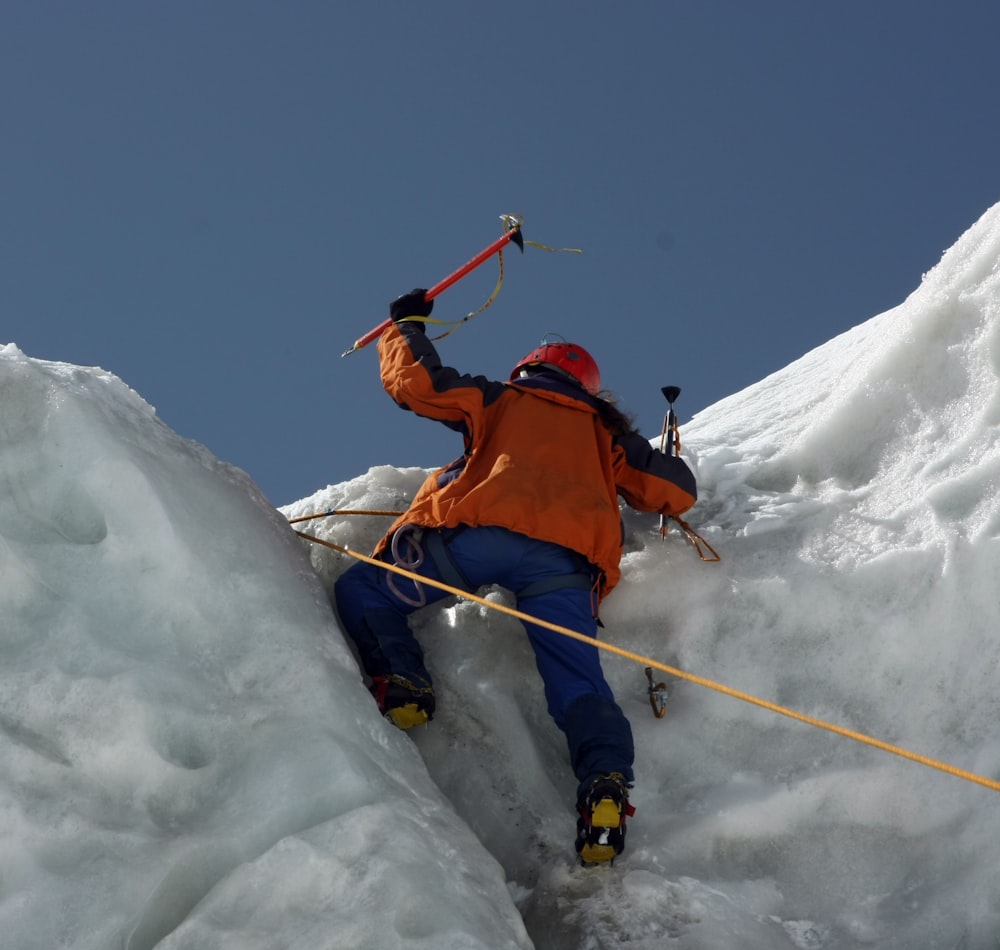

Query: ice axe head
[{"left": 659, "top": 385, "right": 682, "bottom": 460}]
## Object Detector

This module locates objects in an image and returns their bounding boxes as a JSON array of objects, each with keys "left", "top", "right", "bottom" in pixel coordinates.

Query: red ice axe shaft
[{"left": 341, "top": 219, "right": 525, "bottom": 357}]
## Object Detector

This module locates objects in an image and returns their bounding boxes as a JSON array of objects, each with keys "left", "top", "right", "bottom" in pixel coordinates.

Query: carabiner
[{"left": 645, "top": 667, "right": 667, "bottom": 719}]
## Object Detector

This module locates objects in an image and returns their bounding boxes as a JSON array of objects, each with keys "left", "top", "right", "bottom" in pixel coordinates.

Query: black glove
[{"left": 390, "top": 289, "right": 433, "bottom": 324}]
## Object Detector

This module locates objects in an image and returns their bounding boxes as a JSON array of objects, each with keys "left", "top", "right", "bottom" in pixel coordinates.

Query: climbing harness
[
  {"left": 296, "top": 526, "right": 1000, "bottom": 795},
  {"left": 341, "top": 214, "right": 581, "bottom": 357}
]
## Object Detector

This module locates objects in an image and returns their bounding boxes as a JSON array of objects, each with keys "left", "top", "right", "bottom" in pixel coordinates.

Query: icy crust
[
  {"left": 0, "top": 347, "right": 530, "bottom": 950},
  {"left": 293, "top": 203, "right": 1000, "bottom": 948},
  {"left": 1, "top": 202, "right": 999, "bottom": 948}
]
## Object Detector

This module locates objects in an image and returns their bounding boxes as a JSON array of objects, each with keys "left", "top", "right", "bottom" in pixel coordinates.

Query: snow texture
[{"left": 2, "top": 202, "right": 1000, "bottom": 948}]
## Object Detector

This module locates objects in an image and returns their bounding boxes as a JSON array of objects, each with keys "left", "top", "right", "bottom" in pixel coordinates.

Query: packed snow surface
[{"left": 2, "top": 202, "right": 1000, "bottom": 948}]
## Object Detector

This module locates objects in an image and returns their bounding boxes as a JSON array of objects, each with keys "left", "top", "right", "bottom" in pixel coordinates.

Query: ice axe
[
  {"left": 656, "top": 387, "right": 721, "bottom": 561},
  {"left": 658, "top": 386, "right": 681, "bottom": 538},
  {"left": 342, "top": 215, "right": 525, "bottom": 357}
]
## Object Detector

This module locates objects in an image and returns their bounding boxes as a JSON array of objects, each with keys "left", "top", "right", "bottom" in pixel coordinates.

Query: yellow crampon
[
  {"left": 578, "top": 797, "right": 624, "bottom": 864},
  {"left": 386, "top": 703, "right": 431, "bottom": 730}
]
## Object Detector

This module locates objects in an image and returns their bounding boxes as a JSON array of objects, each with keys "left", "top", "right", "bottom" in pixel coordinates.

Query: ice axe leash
[
  {"left": 340, "top": 214, "right": 581, "bottom": 358},
  {"left": 341, "top": 215, "right": 524, "bottom": 357},
  {"left": 658, "top": 385, "right": 720, "bottom": 562},
  {"left": 295, "top": 529, "right": 1000, "bottom": 794}
]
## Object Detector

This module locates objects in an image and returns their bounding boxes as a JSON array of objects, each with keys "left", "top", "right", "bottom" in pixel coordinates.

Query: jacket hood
[{"left": 506, "top": 373, "right": 601, "bottom": 413}]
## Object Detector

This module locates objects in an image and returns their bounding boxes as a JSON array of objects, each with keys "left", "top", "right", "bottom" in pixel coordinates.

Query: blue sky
[{"left": 4, "top": 2, "right": 999, "bottom": 506}]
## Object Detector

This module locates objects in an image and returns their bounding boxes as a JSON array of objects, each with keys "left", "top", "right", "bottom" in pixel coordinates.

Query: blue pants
[{"left": 334, "top": 525, "right": 634, "bottom": 794}]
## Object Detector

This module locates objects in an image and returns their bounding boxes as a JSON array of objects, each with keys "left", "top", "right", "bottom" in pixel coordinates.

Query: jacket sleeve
[
  {"left": 377, "top": 321, "right": 506, "bottom": 436},
  {"left": 612, "top": 430, "right": 697, "bottom": 516}
]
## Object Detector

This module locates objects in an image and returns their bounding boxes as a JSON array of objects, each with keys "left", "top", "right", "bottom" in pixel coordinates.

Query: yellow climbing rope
[
  {"left": 296, "top": 528, "right": 1000, "bottom": 794},
  {"left": 287, "top": 509, "right": 405, "bottom": 524}
]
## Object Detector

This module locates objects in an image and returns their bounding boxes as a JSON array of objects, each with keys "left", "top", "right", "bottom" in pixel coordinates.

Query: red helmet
[{"left": 510, "top": 340, "right": 601, "bottom": 395}]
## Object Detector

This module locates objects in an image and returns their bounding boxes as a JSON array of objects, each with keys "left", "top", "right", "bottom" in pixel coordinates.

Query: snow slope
[{"left": 2, "top": 201, "right": 999, "bottom": 948}]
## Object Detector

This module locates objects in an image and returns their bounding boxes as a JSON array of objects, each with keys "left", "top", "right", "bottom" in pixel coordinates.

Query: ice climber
[{"left": 334, "top": 289, "right": 698, "bottom": 864}]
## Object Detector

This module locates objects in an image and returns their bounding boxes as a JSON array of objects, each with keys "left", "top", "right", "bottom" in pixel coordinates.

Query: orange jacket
[{"left": 374, "top": 322, "right": 697, "bottom": 599}]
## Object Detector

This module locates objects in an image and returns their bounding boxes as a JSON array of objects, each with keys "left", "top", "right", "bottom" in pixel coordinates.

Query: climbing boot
[
  {"left": 575, "top": 772, "right": 635, "bottom": 865},
  {"left": 371, "top": 674, "right": 436, "bottom": 730}
]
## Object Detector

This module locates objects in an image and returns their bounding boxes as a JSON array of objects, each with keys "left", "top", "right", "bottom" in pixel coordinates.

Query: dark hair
[
  {"left": 517, "top": 365, "right": 637, "bottom": 435},
  {"left": 593, "top": 391, "right": 637, "bottom": 437}
]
